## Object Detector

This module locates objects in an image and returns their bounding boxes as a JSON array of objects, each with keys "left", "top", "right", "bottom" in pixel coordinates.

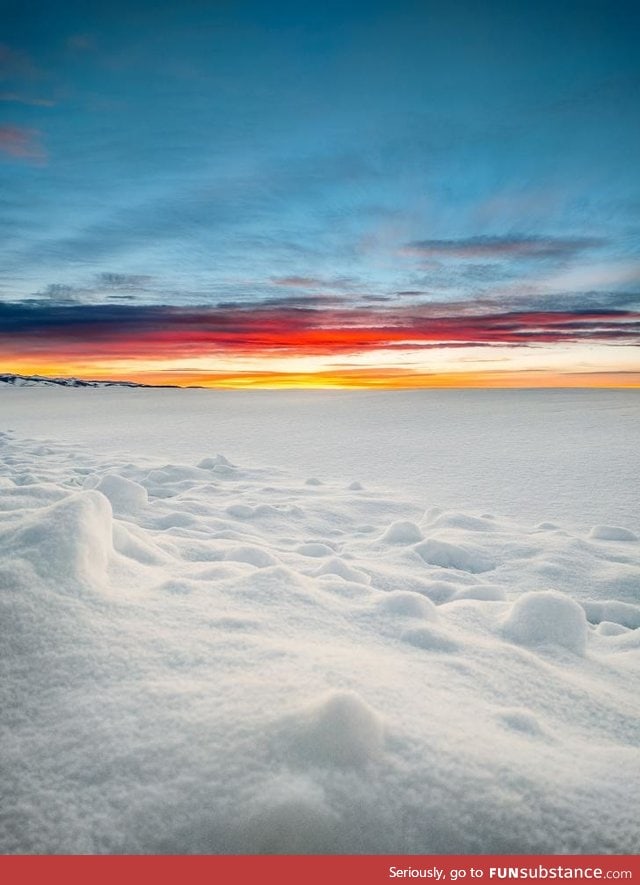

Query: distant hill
[{"left": 0, "top": 373, "right": 186, "bottom": 389}]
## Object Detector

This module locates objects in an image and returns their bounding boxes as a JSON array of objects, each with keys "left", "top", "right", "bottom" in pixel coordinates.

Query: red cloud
[{"left": 1, "top": 302, "right": 638, "bottom": 363}]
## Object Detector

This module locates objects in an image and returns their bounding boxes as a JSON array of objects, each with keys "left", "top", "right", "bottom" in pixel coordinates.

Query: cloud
[
  {"left": 403, "top": 235, "right": 605, "bottom": 260},
  {"left": 0, "top": 125, "right": 45, "bottom": 161},
  {"left": 271, "top": 275, "right": 359, "bottom": 291},
  {"left": 540, "top": 261, "right": 640, "bottom": 294},
  {"left": 0, "top": 92, "right": 55, "bottom": 107},
  {"left": 97, "top": 272, "right": 154, "bottom": 289},
  {"left": 272, "top": 276, "right": 325, "bottom": 287},
  {"left": 219, "top": 294, "right": 348, "bottom": 309},
  {"left": 36, "top": 284, "right": 81, "bottom": 304},
  {"left": 34, "top": 274, "right": 155, "bottom": 304},
  {"left": 1, "top": 300, "right": 638, "bottom": 364}
]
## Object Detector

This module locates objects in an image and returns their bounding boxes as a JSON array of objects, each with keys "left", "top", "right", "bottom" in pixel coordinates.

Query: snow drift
[{"left": 0, "top": 426, "right": 638, "bottom": 854}]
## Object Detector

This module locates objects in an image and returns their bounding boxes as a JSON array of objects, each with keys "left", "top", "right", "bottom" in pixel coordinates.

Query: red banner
[{"left": 1, "top": 855, "right": 638, "bottom": 885}]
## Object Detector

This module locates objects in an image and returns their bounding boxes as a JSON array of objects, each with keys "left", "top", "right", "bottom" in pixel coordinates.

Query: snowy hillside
[
  {"left": 0, "top": 372, "right": 181, "bottom": 389},
  {"left": 0, "top": 412, "right": 638, "bottom": 854}
]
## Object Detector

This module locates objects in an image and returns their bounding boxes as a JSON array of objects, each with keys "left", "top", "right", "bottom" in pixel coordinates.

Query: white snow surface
[
  {"left": 2, "top": 387, "right": 639, "bottom": 531},
  {"left": 0, "top": 389, "right": 639, "bottom": 854}
]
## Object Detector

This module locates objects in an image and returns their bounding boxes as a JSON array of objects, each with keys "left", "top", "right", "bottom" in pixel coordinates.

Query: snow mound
[
  {"left": 296, "top": 542, "right": 335, "bottom": 557},
  {"left": 453, "top": 584, "right": 507, "bottom": 602},
  {"left": 97, "top": 473, "right": 148, "bottom": 515},
  {"left": 418, "top": 581, "right": 457, "bottom": 603},
  {"left": 401, "top": 625, "right": 460, "bottom": 652},
  {"left": 289, "top": 690, "right": 384, "bottom": 768},
  {"left": 378, "top": 591, "right": 438, "bottom": 619},
  {"left": 7, "top": 490, "right": 113, "bottom": 589},
  {"left": 503, "top": 590, "right": 588, "bottom": 655},
  {"left": 197, "top": 454, "right": 235, "bottom": 469},
  {"left": 246, "top": 776, "right": 339, "bottom": 854},
  {"left": 415, "top": 538, "right": 495, "bottom": 573},
  {"left": 595, "top": 621, "right": 630, "bottom": 637},
  {"left": 497, "top": 708, "right": 548, "bottom": 738},
  {"left": 429, "top": 512, "right": 495, "bottom": 532},
  {"left": 112, "top": 522, "right": 168, "bottom": 565},
  {"left": 582, "top": 600, "right": 640, "bottom": 630},
  {"left": 381, "top": 520, "right": 423, "bottom": 544},
  {"left": 226, "top": 503, "right": 255, "bottom": 519},
  {"left": 223, "top": 545, "right": 278, "bottom": 568},
  {"left": 589, "top": 525, "right": 638, "bottom": 541},
  {"left": 313, "top": 557, "right": 370, "bottom": 584}
]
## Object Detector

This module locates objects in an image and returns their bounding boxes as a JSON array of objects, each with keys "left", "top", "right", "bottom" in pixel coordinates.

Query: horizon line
[{"left": 2, "top": 369, "right": 639, "bottom": 391}]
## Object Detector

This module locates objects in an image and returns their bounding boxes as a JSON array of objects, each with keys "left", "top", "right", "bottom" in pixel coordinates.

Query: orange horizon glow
[
  {"left": 5, "top": 360, "right": 640, "bottom": 389},
  {"left": 3, "top": 302, "right": 638, "bottom": 389}
]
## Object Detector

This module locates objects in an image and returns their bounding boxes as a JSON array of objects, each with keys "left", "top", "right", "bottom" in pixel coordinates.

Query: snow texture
[
  {"left": 589, "top": 525, "right": 639, "bottom": 542},
  {"left": 95, "top": 474, "right": 149, "bottom": 515},
  {"left": 2, "top": 387, "right": 638, "bottom": 532},
  {"left": 0, "top": 390, "right": 639, "bottom": 855},
  {"left": 502, "top": 590, "right": 588, "bottom": 655}
]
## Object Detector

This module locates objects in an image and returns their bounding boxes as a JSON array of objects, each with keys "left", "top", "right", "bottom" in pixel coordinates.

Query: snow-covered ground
[
  {"left": 3, "top": 387, "right": 639, "bottom": 531},
  {"left": 0, "top": 389, "right": 638, "bottom": 854}
]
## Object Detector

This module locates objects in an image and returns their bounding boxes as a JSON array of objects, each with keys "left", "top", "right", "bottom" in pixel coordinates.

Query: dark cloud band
[
  {"left": 403, "top": 235, "right": 606, "bottom": 260},
  {"left": 1, "top": 301, "right": 638, "bottom": 360}
]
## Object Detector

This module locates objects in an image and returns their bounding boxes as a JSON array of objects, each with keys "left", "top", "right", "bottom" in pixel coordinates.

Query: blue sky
[{"left": 1, "top": 0, "right": 639, "bottom": 384}]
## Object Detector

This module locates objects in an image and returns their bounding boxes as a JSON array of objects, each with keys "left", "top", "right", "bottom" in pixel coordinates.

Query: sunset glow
[{"left": 1, "top": 1, "right": 638, "bottom": 387}]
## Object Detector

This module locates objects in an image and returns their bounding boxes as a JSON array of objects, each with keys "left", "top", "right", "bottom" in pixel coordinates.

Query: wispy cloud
[
  {"left": 34, "top": 273, "right": 155, "bottom": 304},
  {"left": 219, "top": 294, "right": 349, "bottom": 309},
  {"left": 35, "top": 283, "right": 81, "bottom": 304},
  {"left": 272, "top": 276, "right": 325, "bottom": 287},
  {"left": 271, "top": 275, "right": 358, "bottom": 291},
  {"left": 403, "top": 235, "right": 605, "bottom": 260},
  {"left": 0, "top": 92, "right": 55, "bottom": 107},
  {"left": 96, "top": 272, "right": 154, "bottom": 289}
]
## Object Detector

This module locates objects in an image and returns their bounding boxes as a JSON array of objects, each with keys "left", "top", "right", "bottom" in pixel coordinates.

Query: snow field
[
  {"left": 0, "top": 429, "right": 638, "bottom": 854},
  {"left": 2, "top": 387, "right": 639, "bottom": 533}
]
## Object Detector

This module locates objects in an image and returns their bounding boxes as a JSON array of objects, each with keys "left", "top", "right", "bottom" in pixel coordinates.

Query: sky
[{"left": 1, "top": 0, "right": 639, "bottom": 387}]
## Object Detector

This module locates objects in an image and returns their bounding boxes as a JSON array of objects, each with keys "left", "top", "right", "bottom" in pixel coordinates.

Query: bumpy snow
[
  {"left": 502, "top": 590, "right": 588, "bottom": 655},
  {"left": 0, "top": 400, "right": 639, "bottom": 854}
]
